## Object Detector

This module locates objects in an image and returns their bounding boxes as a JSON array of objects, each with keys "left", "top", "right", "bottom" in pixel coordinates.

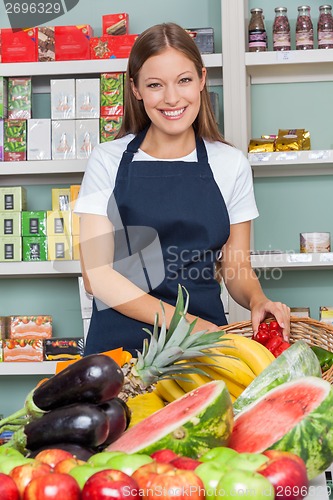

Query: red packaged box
[
  {"left": 102, "top": 13, "right": 129, "bottom": 36},
  {"left": 1, "top": 28, "right": 38, "bottom": 63},
  {"left": 3, "top": 339, "right": 44, "bottom": 362},
  {"left": 55, "top": 25, "right": 93, "bottom": 61},
  {"left": 90, "top": 35, "right": 138, "bottom": 59},
  {"left": 9, "top": 315, "right": 52, "bottom": 340}
]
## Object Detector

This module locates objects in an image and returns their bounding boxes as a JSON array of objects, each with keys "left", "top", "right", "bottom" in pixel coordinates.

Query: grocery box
[
  {"left": 0, "top": 187, "right": 27, "bottom": 211},
  {"left": 186, "top": 27, "right": 215, "bottom": 54},
  {"left": 47, "top": 235, "right": 72, "bottom": 260},
  {"left": 51, "top": 79, "right": 75, "bottom": 120},
  {"left": 76, "top": 79, "right": 100, "bottom": 119},
  {"left": 8, "top": 77, "right": 32, "bottom": 119},
  {"left": 100, "top": 116, "right": 122, "bottom": 142},
  {"left": 1, "top": 28, "right": 38, "bottom": 63},
  {"left": 22, "top": 237, "right": 47, "bottom": 261},
  {"left": 0, "top": 211, "right": 21, "bottom": 236},
  {"left": 102, "top": 13, "right": 129, "bottom": 36},
  {"left": 320, "top": 307, "right": 333, "bottom": 325},
  {"left": 0, "top": 236, "right": 21, "bottom": 261},
  {"left": 4, "top": 119, "right": 27, "bottom": 161},
  {"left": 90, "top": 35, "right": 137, "bottom": 59},
  {"left": 44, "top": 337, "right": 84, "bottom": 361},
  {"left": 100, "top": 73, "right": 124, "bottom": 116},
  {"left": 46, "top": 210, "right": 71, "bottom": 236},
  {"left": 9, "top": 315, "right": 52, "bottom": 340},
  {"left": 0, "top": 318, "right": 7, "bottom": 340},
  {"left": 72, "top": 234, "right": 80, "bottom": 260},
  {"left": 38, "top": 27, "right": 55, "bottom": 62},
  {"left": 70, "top": 185, "right": 81, "bottom": 235},
  {"left": 51, "top": 120, "right": 76, "bottom": 160},
  {"left": 27, "top": 119, "right": 51, "bottom": 160},
  {"left": 3, "top": 339, "right": 44, "bottom": 362},
  {"left": 0, "top": 78, "right": 8, "bottom": 119},
  {"left": 75, "top": 119, "right": 99, "bottom": 159},
  {"left": 0, "top": 120, "right": 3, "bottom": 161},
  {"left": 21, "top": 211, "right": 47, "bottom": 237},
  {"left": 55, "top": 25, "right": 93, "bottom": 61},
  {"left": 52, "top": 188, "right": 71, "bottom": 212},
  {"left": 290, "top": 307, "right": 311, "bottom": 318},
  {"left": 72, "top": 212, "right": 80, "bottom": 236},
  {"left": 70, "top": 185, "right": 81, "bottom": 207}
]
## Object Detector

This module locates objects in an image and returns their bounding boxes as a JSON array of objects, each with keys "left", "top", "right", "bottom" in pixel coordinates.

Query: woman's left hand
[{"left": 251, "top": 299, "right": 291, "bottom": 342}]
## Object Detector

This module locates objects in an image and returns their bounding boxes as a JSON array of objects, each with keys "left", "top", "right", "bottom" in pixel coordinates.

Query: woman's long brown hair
[{"left": 116, "top": 22, "right": 228, "bottom": 144}]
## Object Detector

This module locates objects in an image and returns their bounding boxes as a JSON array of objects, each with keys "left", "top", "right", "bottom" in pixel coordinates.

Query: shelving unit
[
  {"left": 251, "top": 252, "right": 333, "bottom": 271},
  {"left": 0, "top": 362, "right": 57, "bottom": 376},
  {"left": 0, "top": 261, "right": 81, "bottom": 278}
]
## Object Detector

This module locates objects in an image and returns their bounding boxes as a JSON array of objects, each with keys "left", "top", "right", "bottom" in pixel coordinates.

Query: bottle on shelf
[
  {"left": 248, "top": 8, "right": 268, "bottom": 52},
  {"left": 295, "top": 5, "right": 314, "bottom": 50},
  {"left": 273, "top": 7, "right": 291, "bottom": 51},
  {"left": 317, "top": 4, "right": 333, "bottom": 49}
]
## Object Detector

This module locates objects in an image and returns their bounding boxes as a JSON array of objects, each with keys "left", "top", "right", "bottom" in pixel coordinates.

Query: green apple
[
  {"left": 0, "top": 448, "right": 25, "bottom": 460},
  {"left": 216, "top": 469, "right": 274, "bottom": 499},
  {"left": 196, "top": 461, "right": 230, "bottom": 500},
  {"left": 69, "top": 464, "right": 109, "bottom": 489},
  {"left": 0, "top": 456, "right": 34, "bottom": 475},
  {"left": 228, "top": 452, "right": 269, "bottom": 471},
  {"left": 88, "top": 451, "right": 126, "bottom": 467},
  {"left": 106, "top": 452, "right": 154, "bottom": 476},
  {"left": 200, "top": 447, "right": 239, "bottom": 465}
]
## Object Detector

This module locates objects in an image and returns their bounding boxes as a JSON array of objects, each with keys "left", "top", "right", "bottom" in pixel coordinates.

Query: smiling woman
[{"left": 74, "top": 22, "right": 290, "bottom": 357}]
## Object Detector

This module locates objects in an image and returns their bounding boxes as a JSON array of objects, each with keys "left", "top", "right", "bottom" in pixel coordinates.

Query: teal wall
[{"left": 0, "top": 1, "right": 222, "bottom": 417}]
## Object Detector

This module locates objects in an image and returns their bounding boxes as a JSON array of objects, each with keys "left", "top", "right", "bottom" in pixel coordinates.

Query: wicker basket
[{"left": 222, "top": 316, "right": 333, "bottom": 383}]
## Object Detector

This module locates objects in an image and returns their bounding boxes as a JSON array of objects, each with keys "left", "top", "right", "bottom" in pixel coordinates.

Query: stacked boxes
[
  {"left": 99, "top": 73, "right": 123, "bottom": 142},
  {"left": 0, "top": 187, "right": 26, "bottom": 261}
]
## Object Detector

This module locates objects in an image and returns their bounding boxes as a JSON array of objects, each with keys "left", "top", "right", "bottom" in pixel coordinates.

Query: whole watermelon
[{"left": 229, "top": 376, "right": 333, "bottom": 480}]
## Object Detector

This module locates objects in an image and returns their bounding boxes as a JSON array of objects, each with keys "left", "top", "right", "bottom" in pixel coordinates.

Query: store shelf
[
  {"left": 0, "top": 159, "right": 87, "bottom": 185},
  {"left": 251, "top": 252, "right": 333, "bottom": 271},
  {"left": 0, "top": 362, "right": 57, "bottom": 375},
  {"left": 249, "top": 150, "right": 333, "bottom": 177},
  {"left": 0, "top": 261, "right": 81, "bottom": 278},
  {"left": 245, "top": 49, "right": 333, "bottom": 84}
]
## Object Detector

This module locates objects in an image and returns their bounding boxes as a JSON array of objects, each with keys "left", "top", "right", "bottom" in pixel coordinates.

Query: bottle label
[
  {"left": 296, "top": 32, "right": 314, "bottom": 49},
  {"left": 249, "top": 29, "right": 267, "bottom": 49},
  {"left": 318, "top": 32, "right": 333, "bottom": 47},
  {"left": 273, "top": 33, "right": 291, "bottom": 50}
]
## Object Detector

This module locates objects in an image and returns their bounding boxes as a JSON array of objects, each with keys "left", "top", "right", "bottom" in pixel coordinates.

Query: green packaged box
[
  {"left": 0, "top": 236, "right": 21, "bottom": 262},
  {"left": 22, "top": 211, "right": 47, "bottom": 237},
  {"left": 0, "top": 187, "right": 27, "bottom": 211},
  {"left": 100, "top": 73, "right": 124, "bottom": 116},
  {"left": 100, "top": 116, "right": 122, "bottom": 143},
  {"left": 0, "top": 78, "right": 8, "bottom": 119},
  {"left": 4, "top": 119, "right": 27, "bottom": 162},
  {"left": 0, "top": 211, "right": 21, "bottom": 236},
  {"left": 22, "top": 237, "right": 47, "bottom": 261},
  {"left": 8, "top": 77, "right": 32, "bottom": 119}
]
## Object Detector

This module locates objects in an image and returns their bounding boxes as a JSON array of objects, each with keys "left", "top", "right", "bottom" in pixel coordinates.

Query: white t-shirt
[{"left": 75, "top": 134, "right": 259, "bottom": 224}]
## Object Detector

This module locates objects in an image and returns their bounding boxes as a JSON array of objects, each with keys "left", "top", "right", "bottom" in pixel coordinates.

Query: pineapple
[{"left": 119, "top": 284, "right": 226, "bottom": 401}]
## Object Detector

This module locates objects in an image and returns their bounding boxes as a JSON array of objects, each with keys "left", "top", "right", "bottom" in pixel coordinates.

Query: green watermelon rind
[
  {"left": 233, "top": 340, "right": 322, "bottom": 415},
  {"left": 231, "top": 376, "right": 333, "bottom": 480},
  {"left": 108, "top": 380, "right": 234, "bottom": 459}
]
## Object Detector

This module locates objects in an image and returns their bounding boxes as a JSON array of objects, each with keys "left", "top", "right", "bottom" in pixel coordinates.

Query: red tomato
[
  {"left": 269, "top": 328, "right": 283, "bottom": 339},
  {"left": 273, "top": 341, "right": 291, "bottom": 357},
  {"left": 253, "top": 330, "right": 270, "bottom": 345},
  {"left": 265, "top": 336, "right": 283, "bottom": 355},
  {"left": 269, "top": 320, "right": 282, "bottom": 334},
  {"left": 258, "top": 322, "right": 269, "bottom": 332}
]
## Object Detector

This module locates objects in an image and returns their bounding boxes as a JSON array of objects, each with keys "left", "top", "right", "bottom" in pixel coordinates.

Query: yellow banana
[
  {"left": 197, "top": 364, "right": 246, "bottom": 399},
  {"left": 199, "top": 353, "right": 256, "bottom": 387},
  {"left": 175, "top": 372, "right": 209, "bottom": 393},
  {"left": 216, "top": 333, "right": 275, "bottom": 377},
  {"left": 155, "top": 379, "right": 186, "bottom": 403}
]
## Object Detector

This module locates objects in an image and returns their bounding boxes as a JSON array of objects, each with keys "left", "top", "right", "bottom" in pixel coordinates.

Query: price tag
[
  {"left": 309, "top": 150, "right": 330, "bottom": 161},
  {"left": 287, "top": 253, "right": 312, "bottom": 263},
  {"left": 248, "top": 153, "right": 271, "bottom": 163},
  {"left": 320, "top": 253, "right": 333, "bottom": 262},
  {"left": 276, "top": 51, "right": 295, "bottom": 62}
]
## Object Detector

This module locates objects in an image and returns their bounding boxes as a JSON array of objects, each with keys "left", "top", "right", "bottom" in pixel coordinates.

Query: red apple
[
  {"left": 263, "top": 450, "right": 305, "bottom": 468},
  {"left": 34, "top": 448, "right": 75, "bottom": 468},
  {"left": 150, "top": 449, "right": 179, "bottom": 463},
  {"left": 132, "top": 462, "right": 205, "bottom": 500},
  {"left": 82, "top": 469, "right": 140, "bottom": 499},
  {"left": 9, "top": 461, "right": 52, "bottom": 498},
  {"left": 257, "top": 453, "right": 309, "bottom": 499},
  {"left": 0, "top": 472, "right": 20, "bottom": 500},
  {"left": 23, "top": 472, "right": 81, "bottom": 500},
  {"left": 54, "top": 457, "right": 86, "bottom": 474},
  {"left": 170, "top": 456, "right": 201, "bottom": 470}
]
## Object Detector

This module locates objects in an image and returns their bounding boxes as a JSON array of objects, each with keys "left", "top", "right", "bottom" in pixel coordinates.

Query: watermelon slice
[
  {"left": 107, "top": 380, "right": 233, "bottom": 458},
  {"left": 233, "top": 340, "right": 322, "bottom": 415},
  {"left": 229, "top": 376, "right": 333, "bottom": 480}
]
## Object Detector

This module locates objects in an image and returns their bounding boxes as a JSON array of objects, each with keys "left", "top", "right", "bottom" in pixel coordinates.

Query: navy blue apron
[{"left": 85, "top": 128, "right": 230, "bottom": 356}]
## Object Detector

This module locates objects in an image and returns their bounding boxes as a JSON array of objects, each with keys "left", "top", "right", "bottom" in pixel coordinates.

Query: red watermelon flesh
[
  {"left": 228, "top": 376, "right": 333, "bottom": 480},
  {"left": 107, "top": 380, "right": 233, "bottom": 458}
]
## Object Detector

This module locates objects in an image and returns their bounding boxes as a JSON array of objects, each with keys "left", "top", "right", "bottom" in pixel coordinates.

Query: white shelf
[
  {"left": 0, "top": 53, "right": 222, "bottom": 77},
  {"left": 245, "top": 49, "right": 333, "bottom": 84},
  {"left": 251, "top": 253, "right": 333, "bottom": 271},
  {"left": 0, "top": 159, "right": 87, "bottom": 176},
  {"left": 249, "top": 150, "right": 333, "bottom": 177},
  {"left": 0, "top": 261, "right": 81, "bottom": 278},
  {"left": 0, "top": 362, "right": 57, "bottom": 375}
]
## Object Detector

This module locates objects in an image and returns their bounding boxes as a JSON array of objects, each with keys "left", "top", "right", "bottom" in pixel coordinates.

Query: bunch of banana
[{"left": 153, "top": 333, "right": 275, "bottom": 404}]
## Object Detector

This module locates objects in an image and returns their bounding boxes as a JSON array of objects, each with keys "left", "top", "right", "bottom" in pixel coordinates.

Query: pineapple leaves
[{"left": 166, "top": 284, "right": 188, "bottom": 341}]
